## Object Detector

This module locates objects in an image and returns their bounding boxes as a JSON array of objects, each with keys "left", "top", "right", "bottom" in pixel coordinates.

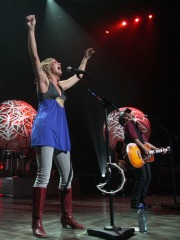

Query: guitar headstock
[
  {"left": 163, "top": 146, "right": 171, "bottom": 153},
  {"left": 167, "top": 146, "right": 171, "bottom": 152}
]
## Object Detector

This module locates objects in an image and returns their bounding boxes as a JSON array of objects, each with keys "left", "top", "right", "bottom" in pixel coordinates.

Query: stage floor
[{"left": 0, "top": 192, "right": 180, "bottom": 240}]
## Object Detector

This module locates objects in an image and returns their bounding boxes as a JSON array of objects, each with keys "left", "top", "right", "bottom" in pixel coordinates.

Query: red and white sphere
[
  {"left": 103, "top": 106, "right": 151, "bottom": 149},
  {"left": 0, "top": 100, "right": 37, "bottom": 151}
]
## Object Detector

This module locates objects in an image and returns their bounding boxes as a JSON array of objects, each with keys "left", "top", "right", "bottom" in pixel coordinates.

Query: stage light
[
  {"left": 105, "top": 30, "right": 109, "bottom": 34},
  {"left": 134, "top": 17, "right": 140, "bottom": 23},
  {"left": 148, "top": 14, "right": 153, "bottom": 19},
  {"left": 122, "top": 21, "right": 127, "bottom": 26}
]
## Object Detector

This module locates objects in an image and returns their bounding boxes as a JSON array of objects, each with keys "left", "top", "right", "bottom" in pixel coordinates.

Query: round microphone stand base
[{"left": 104, "top": 226, "right": 122, "bottom": 231}]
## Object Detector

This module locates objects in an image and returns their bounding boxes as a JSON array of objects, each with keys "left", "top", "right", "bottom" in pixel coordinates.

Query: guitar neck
[{"left": 149, "top": 147, "right": 169, "bottom": 155}]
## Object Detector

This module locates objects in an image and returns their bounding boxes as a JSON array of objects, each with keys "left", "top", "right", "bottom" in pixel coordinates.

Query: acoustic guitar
[{"left": 126, "top": 143, "right": 170, "bottom": 168}]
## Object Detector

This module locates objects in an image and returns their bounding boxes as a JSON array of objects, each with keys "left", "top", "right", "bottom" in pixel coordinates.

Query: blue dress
[{"left": 31, "top": 81, "right": 71, "bottom": 151}]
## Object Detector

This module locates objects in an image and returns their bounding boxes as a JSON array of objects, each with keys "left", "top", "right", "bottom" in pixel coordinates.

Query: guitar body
[{"left": 126, "top": 143, "right": 154, "bottom": 168}]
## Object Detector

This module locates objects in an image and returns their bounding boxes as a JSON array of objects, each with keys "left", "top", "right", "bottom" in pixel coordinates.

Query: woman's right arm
[{"left": 26, "top": 15, "right": 47, "bottom": 91}]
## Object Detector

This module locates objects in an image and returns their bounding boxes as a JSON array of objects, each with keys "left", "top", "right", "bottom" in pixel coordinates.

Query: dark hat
[{"left": 119, "top": 108, "right": 132, "bottom": 125}]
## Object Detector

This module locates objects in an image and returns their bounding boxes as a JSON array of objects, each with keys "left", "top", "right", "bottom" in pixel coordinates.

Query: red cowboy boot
[
  {"left": 59, "top": 188, "right": 85, "bottom": 229},
  {"left": 32, "top": 187, "right": 47, "bottom": 238}
]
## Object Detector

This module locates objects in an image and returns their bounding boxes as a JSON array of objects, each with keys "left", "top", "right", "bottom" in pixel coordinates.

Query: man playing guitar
[{"left": 119, "top": 108, "right": 168, "bottom": 209}]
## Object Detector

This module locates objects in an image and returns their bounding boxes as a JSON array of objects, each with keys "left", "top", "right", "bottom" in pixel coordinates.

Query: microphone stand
[
  {"left": 147, "top": 116, "right": 180, "bottom": 209},
  {"left": 78, "top": 76, "right": 135, "bottom": 240}
]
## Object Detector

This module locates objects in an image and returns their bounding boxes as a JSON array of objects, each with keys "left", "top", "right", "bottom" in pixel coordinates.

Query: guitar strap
[{"left": 133, "top": 121, "right": 145, "bottom": 144}]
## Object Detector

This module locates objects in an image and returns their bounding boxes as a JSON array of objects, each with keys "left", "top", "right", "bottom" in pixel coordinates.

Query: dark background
[{"left": 0, "top": 0, "right": 179, "bottom": 193}]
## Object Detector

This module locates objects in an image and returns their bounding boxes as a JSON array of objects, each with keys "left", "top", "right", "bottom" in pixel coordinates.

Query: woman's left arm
[{"left": 59, "top": 48, "right": 95, "bottom": 90}]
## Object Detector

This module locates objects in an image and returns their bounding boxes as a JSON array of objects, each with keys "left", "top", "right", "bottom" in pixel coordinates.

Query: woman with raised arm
[{"left": 26, "top": 14, "right": 94, "bottom": 238}]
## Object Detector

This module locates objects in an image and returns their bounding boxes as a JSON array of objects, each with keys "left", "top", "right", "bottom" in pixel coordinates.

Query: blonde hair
[
  {"left": 34, "top": 58, "right": 53, "bottom": 84},
  {"left": 41, "top": 58, "right": 53, "bottom": 79}
]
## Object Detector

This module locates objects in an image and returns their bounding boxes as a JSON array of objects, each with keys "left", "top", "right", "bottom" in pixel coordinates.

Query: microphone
[{"left": 67, "top": 66, "right": 89, "bottom": 75}]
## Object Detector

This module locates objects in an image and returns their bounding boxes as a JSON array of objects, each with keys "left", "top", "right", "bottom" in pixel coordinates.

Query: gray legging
[{"left": 33, "top": 146, "right": 73, "bottom": 189}]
